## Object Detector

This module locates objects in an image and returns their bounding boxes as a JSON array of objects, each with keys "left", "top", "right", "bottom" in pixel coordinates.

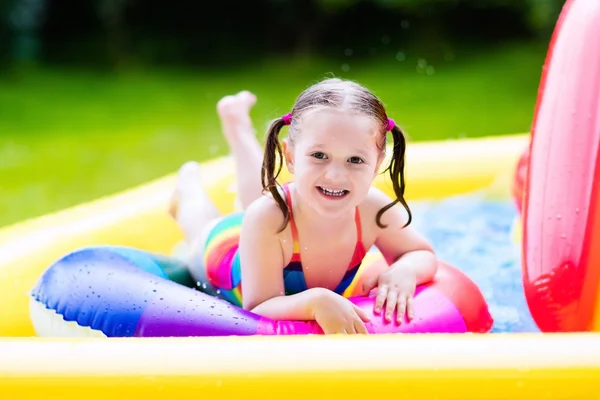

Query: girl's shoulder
[
  {"left": 358, "top": 186, "right": 411, "bottom": 231},
  {"left": 241, "top": 191, "right": 289, "bottom": 236}
]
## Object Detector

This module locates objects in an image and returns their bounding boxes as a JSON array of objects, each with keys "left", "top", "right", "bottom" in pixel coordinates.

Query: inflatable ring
[
  {"left": 30, "top": 246, "right": 493, "bottom": 336},
  {"left": 522, "top": 0, "right": 600, "bottom": 332},
  {"left": 511, "top": 145, "right": 529, "bottom": 216}
]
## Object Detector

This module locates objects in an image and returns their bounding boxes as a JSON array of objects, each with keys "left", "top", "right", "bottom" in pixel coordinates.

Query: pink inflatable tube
[
  {"left": 515, "top": 0, "right": 600, "bottom": 332},
  {"left": 30, "top": 246, "right": 493, "bottom": 336}
]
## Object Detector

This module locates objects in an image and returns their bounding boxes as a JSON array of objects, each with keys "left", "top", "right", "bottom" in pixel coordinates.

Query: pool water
[{"left": 408, "top": 193, "right": 540, "bottom": 333}]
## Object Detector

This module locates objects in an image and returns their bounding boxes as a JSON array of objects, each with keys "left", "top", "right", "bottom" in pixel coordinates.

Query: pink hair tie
[
  {"left": 387, "top": 118, "right": 395, "bottom": 131},
  {"left": 282, "top": 113, "right": 292, "bottom": 125}
]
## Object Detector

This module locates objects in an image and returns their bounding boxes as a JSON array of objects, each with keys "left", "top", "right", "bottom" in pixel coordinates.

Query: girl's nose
[{"left": 324, "top": 163, "right": 344, "bottom": 181}]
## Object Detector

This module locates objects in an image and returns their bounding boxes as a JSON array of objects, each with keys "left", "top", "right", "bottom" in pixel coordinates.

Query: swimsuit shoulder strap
[
  {"left": 348, "top": 206, "right": 366, "bottom": 268},
  {"left": 283, "top": 184, "right": 301, "bottom": 256},
  {"left": 354, "top": 206, "right": 363, "bottom": 245}
]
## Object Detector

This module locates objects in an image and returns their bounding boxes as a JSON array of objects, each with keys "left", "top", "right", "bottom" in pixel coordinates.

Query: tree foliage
[{"left": 0, "top": 0, "right": 567, "bottom": 68}]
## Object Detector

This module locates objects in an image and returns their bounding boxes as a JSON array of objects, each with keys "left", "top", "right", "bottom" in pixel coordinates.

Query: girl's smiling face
[{"left": 283, "top": 107, "right": 385, "bottom": 219}]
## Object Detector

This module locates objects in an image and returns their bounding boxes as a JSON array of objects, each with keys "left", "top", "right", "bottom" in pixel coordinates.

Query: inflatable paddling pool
[
  {"left": 1, "top": 132, "right": 525, "bottom": 338},
  {"left": 2, "top": 0, "right": 600, "bottom": 397}
]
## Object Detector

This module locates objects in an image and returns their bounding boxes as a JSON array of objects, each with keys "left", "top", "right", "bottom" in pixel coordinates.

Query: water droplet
[
  {"left": 560, "top": 234, "right": 566, "bottom": 239},
  {"left": 381, "top": 35, "right": 390, "bottom": 45},
  {"left": 556, "top": 214, "right": 562, "bottom": 219},
  {"left": 401, "top": 20, "right": 409, "bottom": 29},
  {"left": 341, "top": 63, "right": 350, "bottom": 72},
  {"left": 575, "top": 208, "right": 580, "bottom": 213},
  {"left": 426, "top": 66, "right": 435, "bottom": 75},
  {"left": 344, "top": 48, "right": 353, "bottom": 57}
]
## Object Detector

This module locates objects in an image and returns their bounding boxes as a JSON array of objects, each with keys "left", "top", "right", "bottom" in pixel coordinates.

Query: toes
[
  {"left": 217, "top": 91, "right": 256, "bottom": 117},
  {"left": 216, "top": 96, "right": 235, "bottom": 115},
  {"left": 237, "top": 90, "right": 257, "bottom": 107}
]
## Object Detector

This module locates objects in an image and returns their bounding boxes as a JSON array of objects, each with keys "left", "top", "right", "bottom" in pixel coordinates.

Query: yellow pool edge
[{"left": 1, "top": 334, "right": 600, "bottom": 398}]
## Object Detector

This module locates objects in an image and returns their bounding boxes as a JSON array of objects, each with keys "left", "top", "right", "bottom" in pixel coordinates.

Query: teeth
[{"left": 319, "top": 187, "right": 346, "bottom": 197}]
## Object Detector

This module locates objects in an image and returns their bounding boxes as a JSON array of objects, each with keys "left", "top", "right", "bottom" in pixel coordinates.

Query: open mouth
[{"left": 317, "top": 186, "right": 349, "bottom": 198}]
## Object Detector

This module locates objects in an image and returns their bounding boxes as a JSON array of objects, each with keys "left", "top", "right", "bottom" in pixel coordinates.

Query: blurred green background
[{"left": 0, "top": 0, "right": 565, "bottom": 228}]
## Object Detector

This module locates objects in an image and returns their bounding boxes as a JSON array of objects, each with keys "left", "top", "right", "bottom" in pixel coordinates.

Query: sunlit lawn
[{"left": 0, "top": 42, "right": 546, "bottom": 228}]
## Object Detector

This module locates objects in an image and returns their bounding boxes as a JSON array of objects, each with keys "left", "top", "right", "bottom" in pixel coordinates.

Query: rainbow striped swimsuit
[{"left": 202, "top": 184, "right": 367, "bottom": 307}]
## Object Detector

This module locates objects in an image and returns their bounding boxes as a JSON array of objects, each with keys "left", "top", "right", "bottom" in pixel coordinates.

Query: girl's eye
[
  {"left": 348, "top": 156, "right": 364, "bottom": 164},
  {"left": 311, "top": 152, "right": 327, "bottom": 160}
]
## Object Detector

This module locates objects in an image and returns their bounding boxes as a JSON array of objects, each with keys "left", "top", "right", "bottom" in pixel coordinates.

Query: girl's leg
[
  {"left": 171, "top": 161, "right": 223, "bottom": 294},
  {"left": 172, "top": 161, "right": 221, "bottom": 250},
  {"left": 170, "top": 90, "right": 262, "bottom": 244},
  {"left": 217, "top": 91, "right": 264, "bottom": 209},
  {"left": 170, "top": 91, "right": 264, "bottom": 295}
]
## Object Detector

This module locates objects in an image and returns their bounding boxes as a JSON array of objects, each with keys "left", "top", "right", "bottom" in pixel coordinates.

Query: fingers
[
  {"left": 354, "top": 319, "right": 369, "bottom": 334},
  {"left": 322, "top": 320, "right": 369, "bottom": 335},
  {"left": 395, "top": 294, "right": 415, "bottom": 324},
  {"left": 384, "top": 290, "right": 398, "bottom": 322},
  {"left": 374, "top": 284, "right": 388, "bottom": 314},
  {"left": 353, "top": 304, "right": 371, "bottom": 323},
  {"left": 396, "top": 295, "right": 407, "bottom": 324},
  {"left": 406, "top": 296, "right": 415, "bottom": 321}
]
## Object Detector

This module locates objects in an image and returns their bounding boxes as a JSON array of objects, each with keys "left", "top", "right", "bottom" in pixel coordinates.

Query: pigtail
[
  {"left": 376, "top": 124, "right": 412, "bottom": 229},
  {"left": 261, "top": 117, "right": 290, "bottom": 232}
]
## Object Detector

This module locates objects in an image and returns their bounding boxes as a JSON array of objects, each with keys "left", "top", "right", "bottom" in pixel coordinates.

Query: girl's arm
[
  {"left": 363, "top": 187, "right": 438, "bottom": 323},
  {"left": 238, "top": 196, "right": 324, "bottom": 320},
  {"left": 370, "top": 187, "right": 438, "bottom": 283}
]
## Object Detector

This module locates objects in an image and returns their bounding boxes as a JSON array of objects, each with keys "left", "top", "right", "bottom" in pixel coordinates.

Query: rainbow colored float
[
  {"left": 2, "top": 0, "right": 600, "bottom": 397},
  {"left": 29, "top": 246, "right": 492, "bottom": 337}
]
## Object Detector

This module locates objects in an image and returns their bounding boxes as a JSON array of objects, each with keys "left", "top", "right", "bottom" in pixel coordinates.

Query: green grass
[{"left": 0, "top": 42, "right": 547, "bottom": 228}]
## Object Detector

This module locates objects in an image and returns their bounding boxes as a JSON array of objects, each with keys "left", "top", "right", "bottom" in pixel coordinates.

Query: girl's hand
[
  {"left": 310, "top": 288, "right": 371, "bottom": 334},
  {"left": 362, "top": 264, "right": 417, "bottom": 324}
]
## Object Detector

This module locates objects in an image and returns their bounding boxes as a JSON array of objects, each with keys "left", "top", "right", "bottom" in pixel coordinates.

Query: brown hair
[{"left": 261, "top": 78, "right": 412, "bottom": 231}]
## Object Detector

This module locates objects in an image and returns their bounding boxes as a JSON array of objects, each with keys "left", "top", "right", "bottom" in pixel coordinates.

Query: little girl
[{"left": 172, "top": 79, "right": 437, "bottom": 334}]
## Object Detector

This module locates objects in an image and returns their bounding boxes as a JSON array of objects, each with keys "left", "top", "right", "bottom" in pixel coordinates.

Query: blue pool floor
[{"left": 408, "top": 192, "right": 540, "bottom": 333}]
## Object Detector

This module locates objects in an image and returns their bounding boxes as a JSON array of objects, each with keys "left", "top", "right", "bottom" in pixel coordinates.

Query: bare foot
[
  {"left": 169, "top": 161, "right": 220, "bottom": 244},
  {"left": 216, "top": 90, "right": 257, "bottom": 146}
]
